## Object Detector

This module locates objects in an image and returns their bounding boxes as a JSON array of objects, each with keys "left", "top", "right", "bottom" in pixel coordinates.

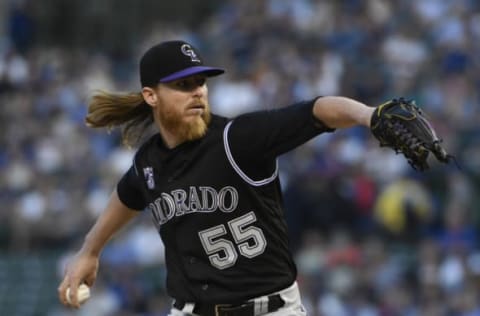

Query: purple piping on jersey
[
  {"left": 223, "top": 121, "right": 279, "bottom": 187},
  {"left": 159, "top": 66, "right": 224, "bottom": 83}
]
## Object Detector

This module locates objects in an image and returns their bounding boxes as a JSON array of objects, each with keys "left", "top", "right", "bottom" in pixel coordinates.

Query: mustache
[{"left": 187, "top": 101, "right": 209, "bottom": 109}]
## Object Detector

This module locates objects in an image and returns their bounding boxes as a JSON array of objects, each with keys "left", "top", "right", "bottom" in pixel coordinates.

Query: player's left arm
[
  {"left": 312, "top": 96, "right": 374, "bottom": 129},
  {"left": 315, "top": 96, "right": 455, "bottom": 170}
]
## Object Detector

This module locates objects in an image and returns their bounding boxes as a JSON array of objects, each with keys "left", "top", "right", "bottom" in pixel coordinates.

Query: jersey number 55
[{"left": 198, "top": 211, "right": 267, "bottom": 270}]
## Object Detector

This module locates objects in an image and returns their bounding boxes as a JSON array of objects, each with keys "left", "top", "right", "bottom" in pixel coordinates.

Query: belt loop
[
  {"left": 254, "top": 296, "right": 269, "bottom": 315},
  {"left": 182, "top": 302, "right": 195, "bottom": 314}
]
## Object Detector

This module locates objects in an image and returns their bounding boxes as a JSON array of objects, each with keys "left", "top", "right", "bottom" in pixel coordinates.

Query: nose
[{"left": 192, "top": 84, "right": 206, "bottom": 98}]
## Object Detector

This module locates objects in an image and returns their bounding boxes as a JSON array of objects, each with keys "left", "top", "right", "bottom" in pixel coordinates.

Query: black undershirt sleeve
[
  {"left": 226, "top": 98, "right": 335, "bottom": 181},
  {"left": 116, "top": 164, "right": 147, "bottom": 211}
]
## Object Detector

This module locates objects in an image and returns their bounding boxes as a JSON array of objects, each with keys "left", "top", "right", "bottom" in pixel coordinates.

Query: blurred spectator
[
  {"left": 0, "top": 0, "right": 479, "bottom": 315},
  {"left": 374, "top": 178, "right": 433, "bottom": 242}
]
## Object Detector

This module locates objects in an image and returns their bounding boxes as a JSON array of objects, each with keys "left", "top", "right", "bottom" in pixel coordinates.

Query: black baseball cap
[{"left": 140, "top": 40, "right": 225, "bottom": 87}]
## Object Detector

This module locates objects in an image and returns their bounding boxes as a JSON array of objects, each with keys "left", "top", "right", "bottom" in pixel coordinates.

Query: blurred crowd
[{"left": 1, "top": 0, "right": 480, "bottom": 315}]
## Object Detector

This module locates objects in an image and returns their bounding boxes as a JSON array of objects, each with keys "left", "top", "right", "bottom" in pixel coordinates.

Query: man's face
[{"left": 154, "top": 75, "right": 211, "bottom": 142}]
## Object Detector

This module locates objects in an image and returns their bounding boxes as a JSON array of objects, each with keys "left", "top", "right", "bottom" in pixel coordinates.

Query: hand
[
  {"left": 370, "top": 97, "right": 454, "bottom": 171},
  {"left": 57, "top": 251, "right": 99, "bottom": 308}
]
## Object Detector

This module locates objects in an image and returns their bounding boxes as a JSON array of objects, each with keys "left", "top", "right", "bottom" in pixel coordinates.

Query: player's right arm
[{"left": 58, "top": 190, "right": 139, "bottom": 308}]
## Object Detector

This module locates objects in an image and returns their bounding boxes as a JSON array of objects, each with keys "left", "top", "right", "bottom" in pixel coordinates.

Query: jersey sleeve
[
  {"left": 224, "top": 97, "right": 335, "bottom": 183},
  {"left": 227, "top": 97, "right": 335, "bottom": 160},
  {"left": 116, "top": 164, "right": 147, "bottom": 211}
]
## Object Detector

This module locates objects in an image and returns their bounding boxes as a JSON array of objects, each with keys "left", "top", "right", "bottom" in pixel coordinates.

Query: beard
[{"left": 158, "top": 103, "right": 211, "bottom": 142}]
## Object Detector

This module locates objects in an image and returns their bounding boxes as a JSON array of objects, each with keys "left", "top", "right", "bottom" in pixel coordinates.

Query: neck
[{"left": 156, "top": 122, "right": 184, "bottom": 149}]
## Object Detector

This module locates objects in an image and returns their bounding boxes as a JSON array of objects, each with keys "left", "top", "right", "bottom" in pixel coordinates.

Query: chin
[{"left": 182, "top": 115, "right": 210, "bottom": 141}]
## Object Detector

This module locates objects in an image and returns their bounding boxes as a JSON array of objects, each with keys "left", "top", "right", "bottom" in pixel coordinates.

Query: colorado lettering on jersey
[{"left": 149, "top": 186, "right": 239, "bottom": 227}]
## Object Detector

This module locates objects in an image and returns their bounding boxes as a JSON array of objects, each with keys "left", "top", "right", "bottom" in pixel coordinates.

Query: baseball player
[{"left": 58, "top": 40, "right": 376, "bottom": 315}]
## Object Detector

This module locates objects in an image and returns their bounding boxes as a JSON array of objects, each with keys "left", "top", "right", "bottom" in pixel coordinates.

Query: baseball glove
[{"left": 370, "top": 98, "right": 454, "bottom": 171}]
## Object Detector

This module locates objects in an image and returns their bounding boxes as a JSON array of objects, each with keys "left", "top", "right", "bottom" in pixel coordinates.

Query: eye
[
  {"left": 172, "top": 77, "right": 206, "bottom": 90},
  {"left": 175, "top": 79, "right": 189, "bottom": 89},
  {"left": 195, "top": 77, "right": 206, "bottom": 86}
]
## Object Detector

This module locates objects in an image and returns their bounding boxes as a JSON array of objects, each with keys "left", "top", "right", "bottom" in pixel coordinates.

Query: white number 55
[{"left": 198, "top": 212, "right": 267, "bottom": 270}]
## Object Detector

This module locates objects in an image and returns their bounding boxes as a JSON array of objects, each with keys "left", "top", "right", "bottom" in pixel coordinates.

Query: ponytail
[{"left": 85, "top": 90, "right": 154, "bottom": 146}]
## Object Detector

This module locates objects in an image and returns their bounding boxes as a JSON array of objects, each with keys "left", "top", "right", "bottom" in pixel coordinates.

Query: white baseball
[{"left": 66, "top": 284, "right": 90, "bottom": 305}]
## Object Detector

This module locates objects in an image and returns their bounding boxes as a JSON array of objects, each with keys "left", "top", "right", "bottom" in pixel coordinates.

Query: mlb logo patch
[{"left": 143, "top": 167, "right": 155, "bottom": 189}]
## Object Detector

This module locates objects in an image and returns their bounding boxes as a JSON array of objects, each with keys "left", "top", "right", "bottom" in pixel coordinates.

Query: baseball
[{"left": 66, "top": 284, "right": 90, "bottom": 305}]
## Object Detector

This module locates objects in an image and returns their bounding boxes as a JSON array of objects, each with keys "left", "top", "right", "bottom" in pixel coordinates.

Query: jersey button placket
[{"left": 189, "top": 257, "right": 197, "bottom": 264}]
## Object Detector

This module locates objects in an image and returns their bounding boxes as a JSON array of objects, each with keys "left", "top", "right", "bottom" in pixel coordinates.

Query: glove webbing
[{"left": 383, "top": 120, "right": 429, "bottom": 170}]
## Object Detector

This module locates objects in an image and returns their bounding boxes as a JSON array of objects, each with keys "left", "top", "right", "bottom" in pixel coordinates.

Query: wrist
[
  {"left": 79, "top": 245, "right": 101, "bottom": 258},
  {"left": 80, "top": 235, "right": 103, "bottom": 258},
  {"left": 363, "top": 106, "right": 375, "bottom": 128}
]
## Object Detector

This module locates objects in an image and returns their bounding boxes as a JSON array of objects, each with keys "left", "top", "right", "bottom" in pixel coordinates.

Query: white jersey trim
[
  {"left": 223, "top": 121, "right": 278, "bottom": 187},
  {"left": 133, "top": 157, "right": 139, "bottom": 176}
]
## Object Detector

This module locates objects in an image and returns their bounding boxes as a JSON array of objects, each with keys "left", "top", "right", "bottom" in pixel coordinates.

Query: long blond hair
[{"left": 85, "top": 90, "right": 153, "bottom": 146}]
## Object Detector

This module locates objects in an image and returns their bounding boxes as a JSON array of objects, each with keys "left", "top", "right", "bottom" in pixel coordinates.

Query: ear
[{"left": 141, "top": 87, "right": 158, "bottom": 107}]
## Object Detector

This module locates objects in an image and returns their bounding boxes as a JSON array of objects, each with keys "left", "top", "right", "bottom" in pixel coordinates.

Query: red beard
[{"left": 158, "top": 103, "right": 211, "bottom": 142}]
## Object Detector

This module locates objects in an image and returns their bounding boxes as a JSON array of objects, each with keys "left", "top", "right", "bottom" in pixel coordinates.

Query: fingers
[
  {"left": 68, "top": 279, "right": 81, "bottom": 308},
  {"left": 57, "top": 276, "right": 69, "bottom": 307},
  {"left": 57, "top": 275, "right": 82, "bottom": 309},
  {"left": 57, "top": 252, "right": 99, "bottom": 309}
]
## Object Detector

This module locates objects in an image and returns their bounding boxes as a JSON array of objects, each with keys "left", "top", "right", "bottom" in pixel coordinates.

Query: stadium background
[{"left": 1, "top": 0, "right": 479, "bottom": 315}]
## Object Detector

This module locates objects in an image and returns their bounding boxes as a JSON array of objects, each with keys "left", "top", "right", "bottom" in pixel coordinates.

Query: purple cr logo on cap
[
  {"left": 181, "top": 44, "right": 201, "bottom": 63},
  {"left": 139, "top": 40, "right": 224, "bottom": 86}
]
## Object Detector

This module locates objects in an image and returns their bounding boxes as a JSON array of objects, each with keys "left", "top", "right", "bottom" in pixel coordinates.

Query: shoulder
[
  {"left": 201, "top": 114, "right": 230, "bottom": 139},
  {"left": 210, "top": 113, "right": 230, "bottom": 129},
  {"left": 130, "top": 133, "right": 161, "bottom": 171},
  {"left": 135, "top": 133, "right": 161, "bottom": 155}
]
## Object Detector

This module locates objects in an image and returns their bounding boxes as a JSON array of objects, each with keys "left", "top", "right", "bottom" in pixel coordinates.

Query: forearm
[
  {"left": 80, "top": 190, "right": 139, "bottom": 257},
  {"left": 313, "top": 96, "right": 374, "bottom": 129}
]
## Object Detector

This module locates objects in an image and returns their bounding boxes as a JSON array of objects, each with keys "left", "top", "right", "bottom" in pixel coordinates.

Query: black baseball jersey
[{"left": 117, "top": 98, "right": 334, "bottom": 304}]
